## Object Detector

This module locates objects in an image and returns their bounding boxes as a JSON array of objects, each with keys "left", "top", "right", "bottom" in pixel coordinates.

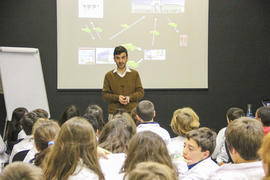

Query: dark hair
[
  {"left": 98, "top": 118, "right": 134, "bottom": 153},
  {"left": 32, "top": 108, "right": 49, "bottom": 119},
  {"left": 114, "top": 46, "right": 128, "bottom": 57},
  {"left": 83, "top": 113, "right": 99, "bottom": 132},
  {"left": 256, "top": 106, "right": 270, "bottom": 126},
  {"left": 20, "top": 112, "right": 39, "bottom": 135},
  {"left": 226, "top": 117, "right": 263, "bottom": 161},
  {"left": 5, "top": 107, "right": 28, "bottom": 143},
  {"left": 226, "top": 107, "right": 245, "bottom": 121},
  {"left": 186, "top": 127, "right": 216, "bottom": 155},
  {"left": 59, "top": 105, "right": 80, "bottom": 125},
  {"left": 85, "top": 104, "right": 105, "bottom": 130},
  {"left": 136, "top": 100, "right": 155, "bottom": 122},
  {"left": 113, "top": 108, "right": 127, "bottom": 116}
]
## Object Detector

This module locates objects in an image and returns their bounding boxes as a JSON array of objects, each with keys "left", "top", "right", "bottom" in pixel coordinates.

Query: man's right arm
[{"left": 102, "top": 73, "right": 119, "bottom": 103}]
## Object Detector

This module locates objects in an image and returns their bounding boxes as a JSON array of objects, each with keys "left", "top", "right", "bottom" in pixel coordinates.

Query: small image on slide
[
  {"left": 96, "top": 48, "right": 115, "bottom": 64},
  {"left": 78, "top": 48, "right": 96, "bottom": 65},
  {"left": 131, "top": 0, "right": 185, "bottom": 14},
  {"left": 144, "top": 49, "right": 166, "bottom": 60},
  {"left": 78, "top": 0, "right": 103, "bottom": 18},
  {"left": 179, "top": 34, "right": 188, "bottom": 47}
]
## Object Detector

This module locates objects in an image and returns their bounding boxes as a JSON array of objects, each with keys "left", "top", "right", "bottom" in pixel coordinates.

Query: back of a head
[
  {"left": 85, "top": 104, "right": 105, "bottom": 130},
  {"left": 226, "top": 107, "right": 245, "bottom": 121},
  {"left": 258, "top": 133, "right": 270, "bottom": 178},
  {"left": 256, "top": 106, "right": 270, "bottom": 126},
  {"left": 226, "top": 117, "right": 264, "bottom": 161},
  {"left": 122, "top": 131, "right": 173, "bottom": 174},
  {"left": 33, "top": 118, "right": 60, "bottom": 150},
  {"left": 113, "top": 108, "right": 127, "bottom": 116},
  {"left": 130, "top": 107, "right": 140, "bottom": 125},
  {"left": 59, "top": 105, "right": 80, "bottom": 125},
  {"left": 32, "top": 108, "right": 49, "bottom": 119},
  {"left": 6, "top": 107, "right": 28, "bottom": 141},
  {"left": 127, "top": 162, "right": 178, "bottom": 180},
  {"left": 170, "top": 107, "right": 200, "bottom": 136},
  {"left": 136, "top": 100, "right": 155, "bottom": 122},
  {"left": 0, "top": 162, "right": 43, "bottom": 180},
  {"left": 99, "top": 117, "right": 134, "bottom": 153},
  {"left": 113, "top": 112, "right": 137, "bottom": 134},
  {"left": 186, "top": 127, "right": 216, "bottom": 155},
  {"left": 43, "top": 117, "right": 103, "bottom": 180},
  {"left": 11, "top": 107, "right": 28, "bottom": 122},
  {"left": 33, "top": 118, "right": 60, "bottom": 166},
  {"left": 83, "top": 113, "right": 99, "bottom": 133},
  {"left": 21, "top": 112, "right": 39, "bottom": 135}
]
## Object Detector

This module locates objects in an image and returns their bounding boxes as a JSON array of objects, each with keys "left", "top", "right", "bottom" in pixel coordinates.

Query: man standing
[{"left": 102, "top": 46, "right": 144, "bottom": 120}]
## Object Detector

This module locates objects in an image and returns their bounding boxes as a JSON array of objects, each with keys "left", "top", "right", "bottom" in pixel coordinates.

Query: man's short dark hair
[
  {"left": 114, "top": 46, "right": 128, "bottom": 57},
  {"left": 226, "top": 107, "right": 245, "bottom": 121},
  {"left": 136, "top": 100, "right": 155, "bottom": 122},
  {"left": 256, "top": 106, "right": 270, "bottom": 126}
]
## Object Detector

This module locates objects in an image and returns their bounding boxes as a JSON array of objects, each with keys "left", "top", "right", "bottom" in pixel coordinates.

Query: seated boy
[
  {"left": 209, "top": 117, "right": 265, "bottom": 180},
  {"left": 179, "top": 127, "right": 219, "bottom": 179},
  {"left": 136, "top": 100, "right": 170, "bottom": 144},
  {"left": 212, "top": 107, "right": 245, "bottom": 164},
  {"left": 255, "top": 106, "right": 270, "bottom": 135}
]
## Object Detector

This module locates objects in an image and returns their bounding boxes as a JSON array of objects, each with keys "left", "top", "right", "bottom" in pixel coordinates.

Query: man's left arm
[{"left": 128, "top": 71, "right": 144, "bottom": 102}]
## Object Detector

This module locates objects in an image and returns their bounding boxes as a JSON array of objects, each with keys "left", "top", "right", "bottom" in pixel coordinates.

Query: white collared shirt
[
  {"left": 136, "top": 122, "right": 171, "bottom": 144},
  {"left": 113, "top": 67, "right": 131, "bottom": 78}
]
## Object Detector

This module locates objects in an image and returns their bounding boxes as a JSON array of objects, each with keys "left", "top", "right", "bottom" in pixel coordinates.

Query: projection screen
[{"left": 57, "top": 0, "right": 209, "bottom": 89}]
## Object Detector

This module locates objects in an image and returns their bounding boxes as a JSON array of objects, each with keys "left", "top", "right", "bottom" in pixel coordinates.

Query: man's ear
[
  {"left": 136, "top": 114, "right": 143, "bottom": 122},
  {"left": 153, "top": 111, "right": 156, "bottom": 118}
]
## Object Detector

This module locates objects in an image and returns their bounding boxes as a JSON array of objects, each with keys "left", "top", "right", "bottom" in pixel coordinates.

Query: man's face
[
  {"left": 183, "top": 138, "right": 208, "bottom": 165},
  {"left": 114, "top": 52, "right": 128, "bottom": 70}
]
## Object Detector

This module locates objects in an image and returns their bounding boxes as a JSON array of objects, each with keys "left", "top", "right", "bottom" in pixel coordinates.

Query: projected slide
[{"left": 57, "top": 0, "right": 209, "bottom": 89}]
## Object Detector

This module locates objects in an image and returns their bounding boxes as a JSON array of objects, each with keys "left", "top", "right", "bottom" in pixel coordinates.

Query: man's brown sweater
[{"left": 102, "top": 69, "right": 144, "bottom": 113}]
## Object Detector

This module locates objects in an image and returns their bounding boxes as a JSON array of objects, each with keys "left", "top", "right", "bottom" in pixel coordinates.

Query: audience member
[
  {"left": 85, "top": 104, "right": 105, "bottom": 131},
  {"left": 0, "top": 135, "right": 7, "bottom": 173},
  {"left": 209, "top": 117, "right": 264, "bottom": 180},
  {"left": 127, "top": 161, "right": 178, "bottom": 180},
  {"left": 0, "top": 162, "right": 43, "bottom": 180},
  {"left": 32, "top": 108, "right": 49, "bottom": 119},
  {"left": 168, "top": 107, "right": 200, "bottom": 174},
  {"left": 83, "top": 113, "right": 100, "bottom": 136},
  {"left": 99, "top": 116, "right": 135, "bottom": 180},
  {"left": 130, "top": 107, "right": 140, "bottom": 125},
  {"left": 256, "top": 106, "right": 270, "bottom": 135},
  {"left": 136, "top": 100, "right": 171, "bottom": 144},
  {"left": 258, "top": 133, "right": 270, "bottom": 180},
  {"left": 28, "top": 118, "right": 60, "bottom": 166},
  {"left": 121, "top": 131, "right": 176, "bottom": 177},
  {"left": 179, "top": 127, "right": 218, "bottom": 179},
  {"left": 5, "top": 107, "right": 28, "bottom": 153},
  {"left": 212, "top": 107, "right": 244, "bottom": 164},
  {"left": 9, "top": 112, "right": 38, "bottom": 163},
  {"left": 113, "top": 108, "right": 127, "bottom": 116},
  {"left": 59, "top": 105, "right": 80, "bottom": 126},
  {"left": 42, "top": 117, "right": 104, "bottom": 180},
  {"left": 113, "top": 112, "right": 137, "bottom": 135}
]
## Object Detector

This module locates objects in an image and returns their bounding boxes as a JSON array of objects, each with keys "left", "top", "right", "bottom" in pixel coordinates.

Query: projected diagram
[{"left": 78, "top": 0, "right": 187, "bottom": 67}]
